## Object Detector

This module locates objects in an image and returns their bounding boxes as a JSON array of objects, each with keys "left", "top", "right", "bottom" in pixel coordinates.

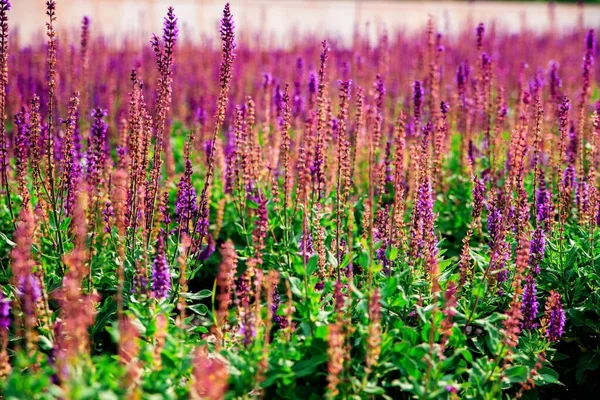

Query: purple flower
[
  {"left": 413, "top": 80, "right": 424, "bottom": 125},
  {"left": 163, "top": 6, "right": 178, "bottom": 60},
  {"left": 582, "top": 30, "right": 595, "bottom": 93},
  {"left": 543, "top": 291, "right": 566, "bottom": 342},
  {"left": 198, "top": 234, "right": 216, "bottom": 261},
  {"left": 239, "top": 314, "right": 255, "bottom": 346},
  {"left": 529, "top": 227, "right": 545, "bottom": 274},
  {"left": 487, "top": 203, "right": 502, "bottom": 244},
  {"left": 262, "top": 72, "right": 272, "bottom": 91},
  {"left": 536, "top": 177, "right": 551, "bottom": 231},
  {"left": 375, "top": 205, "right": 391, "bottom": 270},
  {"left": 562, "top": 164, "right": 576, "bottom": 191},
  {"left": 0, "top": 1, "right": 10, "bottom": 15},
  {"left": 334, "top": 280, "right": 345, "bottom": 312},
  {"left": 586, "top": 29, "right": 596, "bottom": 53},
  {"left": 272, "top": 288, "right": 287, "bottom": 328},
  {"left": 384, "top": 141, "right": 393, "bottom": 186},
  {"left": 476, "top": 22, "right": 485, "bottom": 50},
  {"left": 220, "top": 3, "right": 235, "bottom": 55},
  {"left": 446, "top": 385, "right": 458, "bottom": 394},
  {"left": 151, "top": 236, "right": 171, "bottom": 300},
  {"left": 86, "top": 108, "right": 108, "bottom": 187},
  {"left": 14, "top": 109, "right": 29, "bottom": 167},
  {"left": 102, "top": 200, "right": 113, "bottom": 233},
  {"left": 521, "top": 274, "right": 539, "bottom": 330},
  {"left": 456, "top": 62, "right": 469, "bottom": 87},
  {"left": 472, "top": 176, "right": 485, "bottom": 220},
  {"left": 308, "top": 71, "right": 317, "bottom": 97},
  {"left": 175, "top": 160, "right": 198, "bottom": 231},
  {"left": 299, "top": 233, "right": 314, "bottom": 263},
  {"left": 0, "top": 289, "right": 10, "bottom": 329},
  {"left": 375, "top": 74, "right": 385, "bottom": 110},
  {"left": 441, "top": 100, "right": 449, "bottom": 115},
  {"left": 548, "top": 61, "right": 562, "bottom": 101},
  {"left": 17, "top": 274, "right": 41, "bottom": 317}
]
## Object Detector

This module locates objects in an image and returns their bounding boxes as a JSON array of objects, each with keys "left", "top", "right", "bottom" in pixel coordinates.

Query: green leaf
[
  {"left": 386, "top": 246, "right": 398, "bottom": 262},
  {"left": 189, "top": 303, "right": 209, "bottom": 315},
  {"left": 181, "top": 290, "right": 213, "bottom": 301},
  {"left": 505, "top": 365, "right": 528, "bottom": 383},
  {"left": 292, "top": 354, "right": 327, "bottom": 377},
  {"left": 306, "top": 255, "right": 318, "bottom": 276},
  {"left": 0, "top": 231, "right": 15, "bottom": 247},
  {"left": 536, "top": 367, "right": 560, "bottom": 385},
  {"left": 289, "top": 277, "right": 304, "bottom": 297},
  {"left": 576, "top": 350, "right": 600, "bottom": 384},
  {"left": 91, "top": 296, "right": 118, "bottom": 338}
]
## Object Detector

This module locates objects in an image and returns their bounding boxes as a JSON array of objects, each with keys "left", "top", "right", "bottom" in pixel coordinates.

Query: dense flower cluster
[{"left": 0, "top": 1, "right": 597, "bottom": 398}]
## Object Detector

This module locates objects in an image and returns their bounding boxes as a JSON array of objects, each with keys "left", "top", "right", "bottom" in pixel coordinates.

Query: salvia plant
[{"left": 0, "top": 1, "right": 598, "bottom": 399}]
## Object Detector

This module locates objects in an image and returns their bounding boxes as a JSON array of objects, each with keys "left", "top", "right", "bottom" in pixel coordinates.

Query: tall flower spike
[
  {"left": 61, "top": 93, "right": 81, "bottom": 215},
  {"left": 548, "top": 61, "right": 562, "bottom": 103},
  {"left": 327, "top": 322, "right": 344, "bottom": 399},
  {"left": 151, "top": 236, "right": 171, "bottom": 300},
  {"left": 0, "top": 0, "right": 12, "bottom": 224},
  {"left": 476, "top": 22, "right": 485, "bottom": 51},
  {"left": 0, "top": 288, "right": 9, "bottom": 329},
  {"left": 14, "top": 110, "right": 30, "bottom": 206},
  {"left": 163, "top": 7, "right": 178, "bottom": 69},
  {"left": 216, "top": 240, "right": 237, "bottom": 333},
  {"left": 87, "top": 108, "right": 108, "bottom": 189},
  {"left": 521, "top": 274, "right": 539, "bottom": 330},
  {"left": 11, "top": 207, "right": 40, "bottom": 352},
  {"left": 365, "top": 288, "right": 382, "bottom": 372},
  {"left": 440, "top": 281, "right": 458, "bottom": 349},
  {"left": 413, "top": 81, "right": 424, "bottom": 134},
  {"left": 502, "top": 234, "right": 529, "bottom": 352},
  {"left": 0, "top": 286, "right": 10, "bottom": 378},
  {"left": 79, "top": 16, "right": 90, "bottom": 112},
  {"left": 542, "top": 291, "right": 566, "bottom": 342},
  {"left": 582, "top": 29, "right": 595, "bottom": 102},
  {"left": 193, "top": 3, "right": 235, "bottom": 260}
]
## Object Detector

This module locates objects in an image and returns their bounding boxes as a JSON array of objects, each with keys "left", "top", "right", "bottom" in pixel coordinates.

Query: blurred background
[{"left": 10, "top": 0, "right": 600, "bottom": 46}]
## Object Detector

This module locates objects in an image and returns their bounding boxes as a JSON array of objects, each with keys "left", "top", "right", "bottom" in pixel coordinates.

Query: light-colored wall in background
[{"left": 10, "top": 1, "right": 600, "bottom": 46}]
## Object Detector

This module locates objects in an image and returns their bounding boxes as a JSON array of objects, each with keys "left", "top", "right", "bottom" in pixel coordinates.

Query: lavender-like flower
[
  {"left": 293, "top": 57, "right": 304, "bottom": 117},
  {"left": 175, "top": 159, "right": 198, "bottom": 232},
  {"left": 0, "top": 0, "right": 11, "bottom": 219},
  {"left": 521, "top": 274, "right": 539, "bottom": 330},
  {"left": 476, "top": 22, "right": 485, "bottom": 51},
  {"left": 163, "top": 7, "right": 178, "bottom": 67},
  {"left": 558, "top": 96, "right": 571, "bottom": 160},
  {"left": 536, "top": 177, "right": 551, "bottom": 232},
  {"left": 413, "top": 80, "right": 424, "bottom": 131},
  {"left": 375, "top": 74, "right": 385, "bottom": 110},
  {"left": 487, "top": 202, "right": 502, "bottom": 244},
  {"left": 272, "top": 288, "right": 286, "bottom": 328},
  {"left": 102, "top": 200, "right": 113, "bottom": 233},
  {"left": 0, "top": 289, "right": 10, "bottom": 329},
  {"left": 299, "top": 233, "right": 314, "bottom": 263},
  {"left": 14, "top": 109, "right": 30, "bottom": 204},
  {"left": 472, "top": 175, "right": 485, "bottom": 221},
  {"left": 543, "top": 291, "right": 566, "bottom": 342},
  {"left": 17, "top": 274, "right": 41, "bottom": 317},
  {"left": 219, "top": 3, "right": 236, "bottom": 78},
  {"left": 529, "top": 226, "right": 545, "bottom": 275},
  {"left": 151, "top": 236, "right": 171, "bottom": 300},
  {"left": 86, "top": 108, "right": 108, "bottom": 188},
  {"left": 548, "top": 61, "right": 562, "bottom": 102},
  {"left": 308, "top": 71, "right": 317, "bottom": 97},
  {"left": 582, "top": 29, "right": 595, "bottom": 99}
]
